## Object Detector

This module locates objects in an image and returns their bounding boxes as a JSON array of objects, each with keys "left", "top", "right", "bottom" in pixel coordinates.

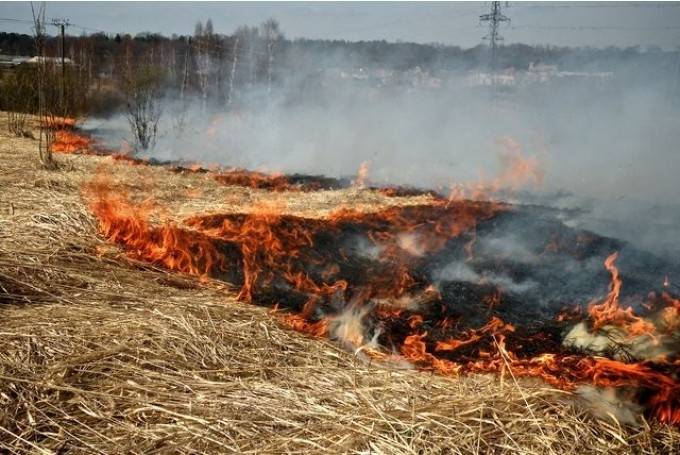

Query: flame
[
  {"left": 588, "top": 252, "right": 656, "bottom": 337},
  {"left": 84, "top": 172, "right": 226, "bottom": 281},
  {"left": 435, "top": 317, "right": 513, "bottom": 353},
  {"left": 51, "top": 130, "right": 93, "bottom": 154},
  {"left": 659, "top": 293, "right": 680, "bottom": 332},
  {"left": 352, "top": 161, "right": 370, "bottom": 189},
  {"left": 448, "top": 137, "right": 543, "bottom": 203},
  {"left": 82, "top": 148, "right": 680, "bottom": 425},
  {"left": 280, "top": 313, "right": 330, "bottom": 338},
  {"left": 494, "top": 136, "right": 544, "bottom": 191},
  {"left": 110, "top": 153, "right": 150, "bottom": 166},
  {"left": 213, "top": 169, "right": 292, "bottom": 192}
]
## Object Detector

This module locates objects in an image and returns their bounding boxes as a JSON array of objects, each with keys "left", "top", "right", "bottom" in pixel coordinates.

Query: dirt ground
[{"left": 0, "top": 116, "right": 678, "bottom": 454}]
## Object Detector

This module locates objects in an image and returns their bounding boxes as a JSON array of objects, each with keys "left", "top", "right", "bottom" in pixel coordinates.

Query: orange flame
[
  {"left": 82, "top": 145, "right": 680, "bottom": 425},
  {"left": 588, "top": 252, "right": 656, "bottom": 337},
  {"left": 85, "top": 172, "right": 226, "bottom": 280},
  {"left": 213, "top": 169, "right": 292, "bottom": 192},
  {"left": 448, "top": 137, "right": 543, "bottom": 203},
  {"left": 352, "top": 161, "right": 370, "bottom": 189},
  {"left": 51, "top": 130, "right": 92, "bottom": 154}
]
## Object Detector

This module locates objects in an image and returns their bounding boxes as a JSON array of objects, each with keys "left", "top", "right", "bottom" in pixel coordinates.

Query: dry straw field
[{"left": 0, "top": 116, "right": 678, "bottom": 454}]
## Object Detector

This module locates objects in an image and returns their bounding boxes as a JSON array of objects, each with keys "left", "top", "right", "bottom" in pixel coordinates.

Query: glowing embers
[
  {"left": 213, "top": 169, "right": 293, "bottom": 191},
  {"left": 212, "top": 168, "right": 346, "bottom": 192}
]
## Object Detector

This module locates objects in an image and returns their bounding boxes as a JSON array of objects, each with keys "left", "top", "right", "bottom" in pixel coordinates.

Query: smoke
[
  {"left": 82, "top": 46, "right": 680, "bottom": 260},
  {"left": 576, "top": 385, "right": 643, "bottom": 427},
  {"left": 563, "top": 321, "right": 671, "bottom": 362},
  {"left": 432, "top": 260, "right": 536, "bottom": 295},
  {"left": 329, "top": 303, "right": 378, "bottom": 352}
]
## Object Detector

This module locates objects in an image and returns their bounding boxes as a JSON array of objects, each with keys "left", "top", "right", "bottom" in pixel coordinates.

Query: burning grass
[
  {"left": 86, "top": 173, "right": 680, "bottom": 426},
  {"left": 1, "top": 114, "right": 679, "bottom": 453}
]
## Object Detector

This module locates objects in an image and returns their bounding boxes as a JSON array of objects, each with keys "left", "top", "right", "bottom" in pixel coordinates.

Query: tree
[
  {"left": 1, "top": 67, "right": 35, "bottom": 137},
  {"left": 31, "top": 2, "right": 56, "bottom": 168},
  {"left": 260, "top": 18, "right": 282, "bottom": 98},
  {"left": 123, "top": 65, "right": 164, "bottom": 152},
  {"left": 227, "top": 28, "right": 248, "bottom": 107},
  {"left": 194, "top": 20, "right": 214, "bottom": 110}
]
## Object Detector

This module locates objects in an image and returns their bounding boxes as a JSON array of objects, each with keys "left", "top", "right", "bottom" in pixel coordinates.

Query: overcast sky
[{"left": 1, "top": 2, "right": 680, "bottom": 49}]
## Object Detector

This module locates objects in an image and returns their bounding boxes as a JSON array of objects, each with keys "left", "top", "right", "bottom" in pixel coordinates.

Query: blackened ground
[{"left": 191, "top": 202, "right": 679, "bottom": 353}]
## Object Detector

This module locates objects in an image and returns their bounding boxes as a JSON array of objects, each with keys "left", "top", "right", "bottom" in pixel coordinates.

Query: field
[{"left": 0, "top": 116, "right": 678, "bottom": 454}]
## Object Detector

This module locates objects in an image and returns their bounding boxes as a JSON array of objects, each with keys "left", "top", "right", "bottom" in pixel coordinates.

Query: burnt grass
[{"left": 191, "top": 201, "right": 680, "bottom": 364}]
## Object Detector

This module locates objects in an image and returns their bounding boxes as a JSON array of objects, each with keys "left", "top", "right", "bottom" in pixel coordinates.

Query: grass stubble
[{"left": 0, "top": 115, "right": 677, "bottom": 454}]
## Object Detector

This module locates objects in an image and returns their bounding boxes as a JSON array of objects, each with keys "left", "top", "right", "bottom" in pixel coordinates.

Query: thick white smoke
[{"left": 83, "top": 49, "right": 680, "bottom": 259}]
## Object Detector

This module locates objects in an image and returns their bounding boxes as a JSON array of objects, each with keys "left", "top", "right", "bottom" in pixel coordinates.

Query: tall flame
[{"left": 588, "top": 252, "right": 656, "bottom": 337}]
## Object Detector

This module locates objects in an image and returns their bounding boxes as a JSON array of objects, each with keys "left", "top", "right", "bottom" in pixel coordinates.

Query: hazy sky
[{"left": 1, "top": 2, "right": 680, "bottom": 48}]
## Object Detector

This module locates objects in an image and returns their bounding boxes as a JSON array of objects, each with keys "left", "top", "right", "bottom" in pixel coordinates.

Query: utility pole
[
  {"left": 480, "top": 2, "right": 510, "bottom": 83},
  {"left": 51, "top": 17, "right": 70, "bottom": 114}
]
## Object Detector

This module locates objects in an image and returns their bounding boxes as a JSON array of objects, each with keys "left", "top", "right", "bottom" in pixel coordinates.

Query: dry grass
[{"left": 0, "top": 116, "right": 678, "bottom": 454}]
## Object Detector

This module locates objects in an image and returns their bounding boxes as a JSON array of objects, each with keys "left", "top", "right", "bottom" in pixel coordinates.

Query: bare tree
[
  {"left": 246, "top": 26, "right": 259, "bottom": 86},
  {"left": 2, "top": 69, "right": 33, "bottom": 137},
  {"left": 260, "top": 19, "right": 282, "bottom": 99},
  {"left": 227, "top": 31, "right": 242, "bottom": 107},
  {"left": 173, "top": 37, "right": 191, "bottom": 132},
  {"left": 31, "top": 2, "right": 55, "bottom": 168},
  {"left": 123, "top": 65, "right": 163, "bottom": 152},
  {"left": 194, "top": 21, "right": 212, "bottom": 110}
]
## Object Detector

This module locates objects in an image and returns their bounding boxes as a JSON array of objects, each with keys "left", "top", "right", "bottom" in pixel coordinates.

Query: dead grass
[{"left": 0, "top": 115, "right": 678, "bottom": 453}]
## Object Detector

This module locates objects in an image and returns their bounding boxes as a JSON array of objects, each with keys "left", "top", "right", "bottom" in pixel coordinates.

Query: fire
[
  {"left": 494, "top": 136, "right": 544, "bottom": 191},
  {"left": 588, "top": 252, "right": 656, "bottom": 337},
  {"left": 280, "top": 313, "right": 329, "bottom": 338},
  {"left": 658, "top": 293, "right": 680, "bottom": 332},
  {"left": 401, "top": 332, "right": 462, "bottom": 375},
  {"left": 84, "top": 172, "right": 227, "bottom": 281},
  {"left": 213, "top": 168, "right": 348, "bottom": 193},
  {"left": 352, "top": 161, "right": 370, "bottom": 189},
  {"left": 213, "top": 169, "right": 293, "bottom": 192},
  {"left": 83, "top": 150, "right": 680, "bottom": 425},
  {"left": 448, "top": 137, "right": 544, "bottom": 202},
  {"left": 435, "top": 316, "right": 512, "bottom": 353},
  {"left": 110, "top": 153, "right": 151, "bottom": 166},
  {"left": 51, "top": 130, "right": 93, "bottom": 154}
]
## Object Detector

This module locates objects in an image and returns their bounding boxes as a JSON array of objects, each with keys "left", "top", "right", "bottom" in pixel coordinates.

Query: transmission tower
[{"left": 480, "top": 2, "right": 510, "bottom": 75}]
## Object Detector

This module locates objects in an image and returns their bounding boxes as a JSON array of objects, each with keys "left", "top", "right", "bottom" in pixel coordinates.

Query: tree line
[{"left": 1, "top": 19, "right": 678, "bottom": 153}]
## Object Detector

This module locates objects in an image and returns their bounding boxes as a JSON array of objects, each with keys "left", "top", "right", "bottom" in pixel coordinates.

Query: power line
[
  {"left": 512, "top": 24, "right": 680, "bottom": 31},
  {"left": 67, "top": 22, "right": 113, "bottom": 35},
  {"left": 0, "top": 17, "right": 34, "bottom": 23},
  {"left": 513, "top": 3, "right": 680, "bottom": 10},
  {"left": 0, "top": 16, "right": 113, "bottom": 35}
]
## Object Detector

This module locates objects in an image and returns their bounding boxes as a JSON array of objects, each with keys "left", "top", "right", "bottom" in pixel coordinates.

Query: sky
[{"left": 1, "top": 2, "right": 680, "bottom": 49}]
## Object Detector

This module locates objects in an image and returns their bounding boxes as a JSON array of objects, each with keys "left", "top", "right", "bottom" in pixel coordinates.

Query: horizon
[{"left": 1, "top": 2, "right": 680, "bottom": 50}]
